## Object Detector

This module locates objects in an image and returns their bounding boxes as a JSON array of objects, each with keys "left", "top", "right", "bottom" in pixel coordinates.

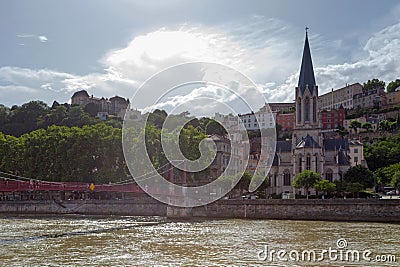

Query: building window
[
  {"left": 354, "top": 156, "right": 359, "bottom": 164},
  {"left": 354, "top": 148, "right": 358, "bottom": 153},
  {"left": 298, "top": 155, "right": 302, "bottom": 173},
  {"left": 326, "top": 169, "right": 333, "bottom": 182},
  {"left": 274, "top": 174, "right": 277, "bottom": 186},
  {"left": 306, "top": 154, "right": 311, "bottom": 170},
  {"left": 283, "top": 170, "right": 291, "bottom": 186},
  {"left": 297, "top": 98, "right": 302, "bottom": 123},
  {"left": 305, "top": 97, "right": 310, "bottom": 121},
  {"left": 313, "top": 97, "right": 317, "bottom": 122}
]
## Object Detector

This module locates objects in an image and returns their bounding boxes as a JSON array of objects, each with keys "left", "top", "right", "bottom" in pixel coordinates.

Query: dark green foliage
[
  {"left": 363, "top": 79, "right": 385, "bottom": 91},
  {"left": 335, "top": 125, "right": 349, "bottom": 137},
  {"left": 147, "top": 109, "right": 167, "bottom": 128},
  {"left": 364, "top": 135, "right": 400, "bottom": 171},
  {"left": 375, "top": 163, "right": 400, "bottom": 185},
  {"left": 205, "top": 119, "right": 227, "bottom": 135},
  {"left": 386, "top": 79, "right": 400, "bottom": 93},
  {"left": 391, "top": 171, "right": 400, "bottom": 190},
  {"left": 0, "top": 101, "right": 102, "bottom": 136},
  {"left": 343, "top": 165, "right": 374, "bottom": 189},
  {"left": 361, "top": 122, "right": 373, "bottom": 132},
  {"left": 349, "top": 120, "right": 362, "bottom": 133},
  {"left": 293, "top": 170, "right": 322, "bottom": 198},
  {"left": 0, "top": 124, "right": 126, "bottom": 183},
  {"left": 84, "top": 102, "right": 100, "bottom": 117},
  {"left": 314, "top": 179, "right": 336, "bottom": 193}
]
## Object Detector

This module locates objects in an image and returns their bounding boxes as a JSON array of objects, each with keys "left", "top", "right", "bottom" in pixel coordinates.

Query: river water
[{"left": 0, "top": 215, "right": 398, "bottom": 266}]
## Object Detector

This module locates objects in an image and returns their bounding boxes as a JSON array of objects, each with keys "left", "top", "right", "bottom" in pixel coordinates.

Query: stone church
[{"left": 267, "top": 31, "right": 364, "bottom": 196}]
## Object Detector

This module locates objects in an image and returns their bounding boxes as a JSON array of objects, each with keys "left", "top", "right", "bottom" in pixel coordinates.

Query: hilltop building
[
  {"left": 71, "top": 90, "right": 129, "bottom": 119},
  {"left": 318, "top": 82, "right": 388, "bottom": 111}
]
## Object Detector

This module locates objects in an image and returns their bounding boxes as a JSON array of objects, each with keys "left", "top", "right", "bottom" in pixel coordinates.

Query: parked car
[{"left": 386, "top": 190, "right": 397, "bottom": 196}]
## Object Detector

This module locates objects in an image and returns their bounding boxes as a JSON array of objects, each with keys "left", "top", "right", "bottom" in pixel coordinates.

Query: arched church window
[
  {"left": 305, "top": 97, "right": 310, "bottom": 121},
  {"left": 326, "top": 169, "right": 333, "bottom": 182},
  {"left": 297, "top": 97, "right": 302, "bottom": 123},
  {"left": 298, "top": 155, "right": 302, "bottom": 173},
  {"left": 306, "top": 154, "right": 311, "bottom": 170},
  {"left": 283, "top": 169, "right": 291, "bottom": 186},
  {"left": 313, "top": 97, "right": 317, "bottom": 122}
]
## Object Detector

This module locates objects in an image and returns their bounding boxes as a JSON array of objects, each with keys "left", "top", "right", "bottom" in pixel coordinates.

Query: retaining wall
[{"left": 1, "top": 198, "right": 400, "bottom": 222}]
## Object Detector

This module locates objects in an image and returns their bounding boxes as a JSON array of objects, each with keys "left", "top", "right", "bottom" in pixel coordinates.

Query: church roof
[
  {"left": 338, "top": 148, "right": 351, "bottom": 165},
  {"left": 277, "top": 140, "right": 292, "bottom": 152},
  {"left": 272, "top": 154, "right": 279, "bottom": 166},
  {"left": 323, "top": 138, "right": 349, "bottom": 151},
  {"left": 296, "top": 134, "right": 321, "bottom": 149},
  {"left": 298, "top": 31, "right": 316, "bottom": 95}
]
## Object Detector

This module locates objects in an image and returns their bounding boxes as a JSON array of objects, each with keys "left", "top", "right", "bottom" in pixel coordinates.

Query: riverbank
[{"left": 1, "top": 197, "right": 400, "bottom": 222}]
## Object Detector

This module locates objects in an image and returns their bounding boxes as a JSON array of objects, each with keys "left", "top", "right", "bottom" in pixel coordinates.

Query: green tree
[
  {"left": 0, "top": 104, "right": 10, "bottom": 127},
  {"left": 363, "top": 79, "right": 385, "bottom": 91},
  {"left": 84, "top": 103, "right": 99, "bottom": 117},
  {"left": 345, "top": 182, "right": 364, "bottom": 198},
  {"left": 235, "top": 172, "right": 252, "bottom": 196},
  {"left": 64, "top": 106, "right": 94, "bottom": 127},
  {"left": 386, "top": 79, "right": 400, "bottom": 93},
  {"left": 197, "top": 117, "right": 213, "bottom": 133},
  {"left": 217, "top": 175, "right": 237, "bottom": 198},
  {"left": 205, "top": 119, "right": 226, "bottom": 135},
  {"left": 314, "top": 179, "right": 336, "bottom": 195},
  {"left": 6, "top": 101, "right": 49, "bottom": 136},
  {"left": 147, "top": 109, "right": 167, "bottom": 128},
  {"left": 349, "top": 120, "right": 362, "bottom": 134},
  {"left": 335, "top": 125, "right": 349, "bottom": 138},
  {"left": 391, "top": 172, "right": 400, "bottom": 192},
  {"left": 344, "top": 165, "right": 374, "bottom": 189},
  {"left": 293, "top": 170, "right": 322, "bottom": 199},
  {"left": 38, "top": 105, "right": 68, "bottom": 128},
  {"left": 361, "top": 122, "right": 373, "bottom": 132},
  {"left": 375, "top": 163, "right": 400, "bottom": 186},
  {"left": 364, "top": 135, "right": 400, "bottom": 171},
  {"left": 378, "top": 120, "right": 390, "bottom": 132},
  {"left": 248, "top": 171, "right": 270, "bottom": 197}
]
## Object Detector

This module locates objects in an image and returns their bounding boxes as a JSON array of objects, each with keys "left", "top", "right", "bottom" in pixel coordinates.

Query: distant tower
[{"left": 295, "top": 29, "right": 319, "bottom": 129}]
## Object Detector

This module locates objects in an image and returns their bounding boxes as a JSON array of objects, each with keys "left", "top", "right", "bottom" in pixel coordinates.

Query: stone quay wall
[{"left": 1, "top": 197, "right": 400, "bottom": 222}]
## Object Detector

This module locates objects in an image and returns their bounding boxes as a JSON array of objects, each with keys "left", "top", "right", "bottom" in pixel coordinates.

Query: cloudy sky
[{"left": 1, "top": 0, "right": 400, "bottom": 108}]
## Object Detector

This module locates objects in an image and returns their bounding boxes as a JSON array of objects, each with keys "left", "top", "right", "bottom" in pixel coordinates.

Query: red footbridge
[{"left": 0, "top": 180, "right": 143, "bottom": 193}]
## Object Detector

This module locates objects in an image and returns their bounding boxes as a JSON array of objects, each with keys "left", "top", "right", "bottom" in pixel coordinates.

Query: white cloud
[
  {"left": 16, "top": 34, "right": 48, "bottom": 43},
  {"left": 16, "top": 34, "right": 34, "bottom": 38},
  {"left": 261, "top": 21, "right": 400, "bottom": 102},
  {"left": 38, "top": 35, "right": 48, "bottom": 43},
  {"left": 142, "top": 84, "right": 241, "bottom": 116},
  {"left": 101, "top": 26, "right": 255, "bottom": 83},
  {"left": 3, "top": 18, "right": 400, "bottom": 110}
]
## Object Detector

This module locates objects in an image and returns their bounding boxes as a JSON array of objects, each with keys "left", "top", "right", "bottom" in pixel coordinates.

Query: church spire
[{"left": 298, "top": 28, "right": 316, "bottom": 95}]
